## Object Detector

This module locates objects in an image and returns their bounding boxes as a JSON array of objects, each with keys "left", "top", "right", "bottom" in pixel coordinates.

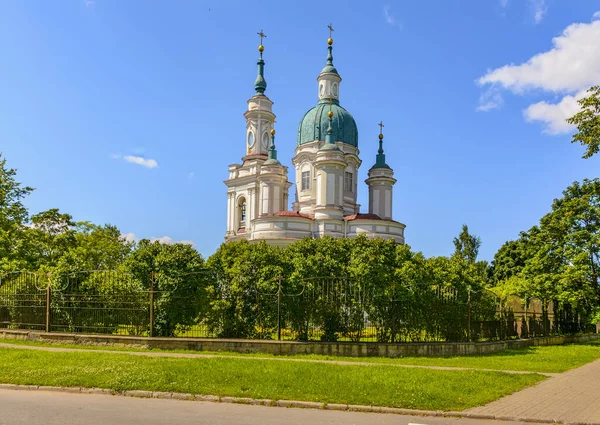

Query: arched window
[
  {"left": 238, "top": 197, "right": 247, "bottom": 229},
  {"left": 262, "top": 132, "right": 270, "bottom": 150}
]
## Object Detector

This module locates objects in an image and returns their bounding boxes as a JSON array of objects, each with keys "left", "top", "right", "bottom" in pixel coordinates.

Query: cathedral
[{"left": 224, "top": 29, "right": 406, "bottom": 247}]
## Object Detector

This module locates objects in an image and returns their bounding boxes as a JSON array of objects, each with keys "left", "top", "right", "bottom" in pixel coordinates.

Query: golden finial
[
  {"left": 328, "top": 97, "right": 333, "bottom": 118},
  {"left": 257, "top": 29, "right": 266, "bottom": 52},
  {"left": 327, "top": 23, "right": 334, "bottom": 45},
  {"left": 270, "top": 128, "right": 275, "bottom": 135},
  {"left": 378, "top": 121, "right": 384, "bottom": 139}
]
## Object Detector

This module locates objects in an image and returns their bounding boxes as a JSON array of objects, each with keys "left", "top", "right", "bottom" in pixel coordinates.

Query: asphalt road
[{"left": 0, "top": 389, "right": 534, "bottom": 425}]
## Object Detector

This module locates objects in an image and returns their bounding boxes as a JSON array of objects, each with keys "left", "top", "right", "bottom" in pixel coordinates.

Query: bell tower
[
  {"left": 225, "top": 32, "right": 292, "bottom": 241},
  {"left": 243, "top": 30, "right": 274, "bottom": 159}
]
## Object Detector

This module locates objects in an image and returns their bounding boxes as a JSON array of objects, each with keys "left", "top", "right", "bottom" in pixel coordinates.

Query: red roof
[
  {"left": 257, "top": 211, "right": 314, "bottom": 220},
  {"left": 274, "top": 211, "right": 314, "bottom": 219},
  {"left": 344, "top": 213, "right": 384, "bottom": 221}
]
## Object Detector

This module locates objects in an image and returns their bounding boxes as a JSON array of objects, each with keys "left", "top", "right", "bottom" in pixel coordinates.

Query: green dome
[{"left": 297, "top": 101, "right": 358, "bottom": 147}]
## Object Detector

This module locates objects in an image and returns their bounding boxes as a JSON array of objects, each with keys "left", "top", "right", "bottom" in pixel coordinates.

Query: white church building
[{"left": 224, "top": 31, "right": 406, "bottom": 247}]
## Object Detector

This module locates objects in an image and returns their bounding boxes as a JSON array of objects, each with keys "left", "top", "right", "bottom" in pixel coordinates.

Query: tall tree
[
  {"left": 567, "top": 86, "right": 600, "bottom": 159},
  {"left": 453, "top": 224, "right": 482, "bottom": 264},
  {"left": 55, "top": 223, "right": 134, "bottom": 271},
  {"left": 27, "top": 208, "right": 77, "bottom": 269},
  {"left": 123, "top": 239, "right": 208, "bottom": 337},
  {"left": 0, "top": 153, "right": 34, "bottom": 270},
  {"left": 490, "top": 230, "right": 536, "bottom": 285},
  {"left": 534, "top": 179, "right": 600, "bottom": 306}
]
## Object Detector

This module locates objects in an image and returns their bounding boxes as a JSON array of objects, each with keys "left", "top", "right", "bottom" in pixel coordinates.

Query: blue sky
[{"left": 1, "top": 1, "right": 599, "bottom": 261}]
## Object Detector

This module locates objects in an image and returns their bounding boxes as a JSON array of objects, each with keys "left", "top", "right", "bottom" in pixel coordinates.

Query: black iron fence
[{"left": 0, "top": 271, "right": 595, "bottom": 342}]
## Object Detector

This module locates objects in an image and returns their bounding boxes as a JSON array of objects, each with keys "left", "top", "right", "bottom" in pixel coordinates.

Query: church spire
[
  {"left": 317, "top": 25, "right": 341, "bottom": 103},
  {"left": 320, "top": 24, "right": 339, "bottom": 76},
  {"left": 254, "top": 30, "right": 267, "bottom": 95},
  {"left": 264, "top": 128, "right": 281, "bottom": 165},
  {"left": 372, "top": 121, "right": 390, "bottom": 169}
]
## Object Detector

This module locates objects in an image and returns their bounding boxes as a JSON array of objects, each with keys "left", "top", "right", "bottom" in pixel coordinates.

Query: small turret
[
  {"left": 365, "top": 122, "right": 397, "bottom": 220},
  {"left": 263, "top": 128, "right": 281, "bottom": 166}
]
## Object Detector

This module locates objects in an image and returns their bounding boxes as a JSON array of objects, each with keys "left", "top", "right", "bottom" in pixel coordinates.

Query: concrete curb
[
  {"left": 0, "top": 383, "right": 598, "bottom": 425},
  {"left": 2, "top": 329, "right": 598, "bottom": 359}
]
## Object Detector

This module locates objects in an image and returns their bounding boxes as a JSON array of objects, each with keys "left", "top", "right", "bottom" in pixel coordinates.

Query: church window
[
  {"left": 301, "top": 171, "right": 310, "bottom": 191},
  {"left": 238, "top": 197, "right": 247, "bottom": 228},
  {"left": 247, "top": 132, "right": 255, "bottom": 148},
  {"left": 344, "top": 172, "right": 353, "bottom": 192},
  {"left": 262, "top": 132, "right": 270, "bottom": 149}
]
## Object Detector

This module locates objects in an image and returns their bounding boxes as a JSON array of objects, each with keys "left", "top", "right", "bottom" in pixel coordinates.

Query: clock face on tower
[
  {"left": 247, "top": 132, "right": 255, "bottom": 149},
  {"left": 262, "top": 132, "right": 270, "bottom": 150}
]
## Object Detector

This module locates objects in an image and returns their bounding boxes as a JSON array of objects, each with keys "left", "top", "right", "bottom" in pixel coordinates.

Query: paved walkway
[
  {"left": 0, "top": 342, "right": 555, "bottom": 376},
  {"left": 0, "top": 388, "right": 534, "bottom": 425},
  {"left": 467, "top": 358, "right": 600, "bottom": 424}
]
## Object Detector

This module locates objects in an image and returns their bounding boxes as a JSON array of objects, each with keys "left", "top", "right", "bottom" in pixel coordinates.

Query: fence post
[
  {"left": 467, "top": 286, "right": 471, "bottom": 342},
  {"left": 149, "top": 272, "right": 155, "bottom": 337},
  {"left": 277, "top": 275, "right": 282, "bottom": 341},
  {"left": 45, "top": 273, "right": 51, "bottom": 333},
  {"left": 499, "top": 295, "right": 504, "bottom": 340}
]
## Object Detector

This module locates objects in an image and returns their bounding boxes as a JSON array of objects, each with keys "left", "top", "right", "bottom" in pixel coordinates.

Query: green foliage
[
  {"left": 567, "top": 86, "right": 600, "bottom": 159},
  {"left": 0, "top": 151, "right": 598, "bottom": 339},
  {"left": 453, "top": 224, "right": 482, "bottom": 263},
  {"left": 0, "top": 153, "right": 34, "bottom": 271},
  {"left": 204, "top": 240, "right": 287, "bottom": 338},
  {"left": 27, "top": 209, "right": 78, "bottom": 269},
  {"left": 56, "top": 223, "right": 134, "bottom": 271},
  {"left": 123, "top": 240, "right": 208, "bottom": 337}
]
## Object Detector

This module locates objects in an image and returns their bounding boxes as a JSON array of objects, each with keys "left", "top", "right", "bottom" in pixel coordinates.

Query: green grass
[
  {"left": 1, "top": 336, "right": 599, "bottom": 373},
  {"left": 0, "top": 347, "right": 544, "bottom": 411}
]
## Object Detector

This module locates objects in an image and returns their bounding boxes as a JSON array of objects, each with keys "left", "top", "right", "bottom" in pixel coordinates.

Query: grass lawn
[
  {"left": 0, "top": 347, "right": 544, "bottom": 411},
  {"left": 1, "top": 336, "right": 599, "bottom": 373}
]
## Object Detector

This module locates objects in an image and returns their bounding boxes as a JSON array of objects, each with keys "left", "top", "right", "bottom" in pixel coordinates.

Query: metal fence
[{"left": 0, "top": 271, "right": 595, "bottom": 342}]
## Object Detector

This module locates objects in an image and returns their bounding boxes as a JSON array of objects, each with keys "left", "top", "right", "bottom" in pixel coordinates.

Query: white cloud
[
  {"left": 478, "top": 20, "right": 600, "bottom": 93},
  {"left": 476, "top": 86, "right": 504, "bottom": 112},
  {"left": 123, "top": 155, "right": 158, "bottom": 168},
  {"left": 477, "top": 15, "right": 600, "bottom": 133},
  {"left": 150, "top": 236, "right": 195, "bottom": 246},
  {"left": 524, "top": 89, "right": 586, "bottom": 134},
  {"left": 530, "top": 0, "right": 547, "bottom": 24},
  {"left": 121, "top": 232, "right": 137, "bottom": 243},
  {"left": 121, "top": 233, "right": 195, "bottom": 247},
  {"left": 383, "top": 5, "right": 397, "bottom": 26},
  {"left": 593, "top": 11, "right": 600, "bottom": 20}
]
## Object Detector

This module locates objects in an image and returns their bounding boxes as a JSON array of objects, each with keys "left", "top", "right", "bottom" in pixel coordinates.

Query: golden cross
[
  {"left": 328, "top": 23, "right": 334, "bottom": 38},
  {"left": 378, "top": 121, "right": 384, "bottom": 134},
  {"left": 257, "top": 29, "right": 267, "bottom": 44}
]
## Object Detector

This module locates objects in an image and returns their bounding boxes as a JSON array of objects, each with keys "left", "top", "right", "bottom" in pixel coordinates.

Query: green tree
[
  {"left": 533, "top": 179, "right": 600, "bottom": 308},
  {"left": 0, "top": 153, "right": 34, "bottom": 271},
  {"left": 123, "top": 239, "right": 208, "bottom": 337},
  {"left": 453, "top": 224, "right": 482, "bottom": 263},
  {"left": 26, "top": 208, "right": 77, "bottom": 269},
  {"left": 205, "top": 239, "right": 286, "bottom": 338},
  {"left": 55, "top": 223, "right": 134, "bottom": 271},
  {"left": 490, "top": 231, "right": 535, "bottom": 285},
  {"left": 567, "top": 86, "right": 600, "bottom": 159}
]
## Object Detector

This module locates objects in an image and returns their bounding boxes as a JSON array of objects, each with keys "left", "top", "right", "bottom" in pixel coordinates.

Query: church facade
[{"left": 224, "top": 31, "right": 406, "bottom": 247}]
